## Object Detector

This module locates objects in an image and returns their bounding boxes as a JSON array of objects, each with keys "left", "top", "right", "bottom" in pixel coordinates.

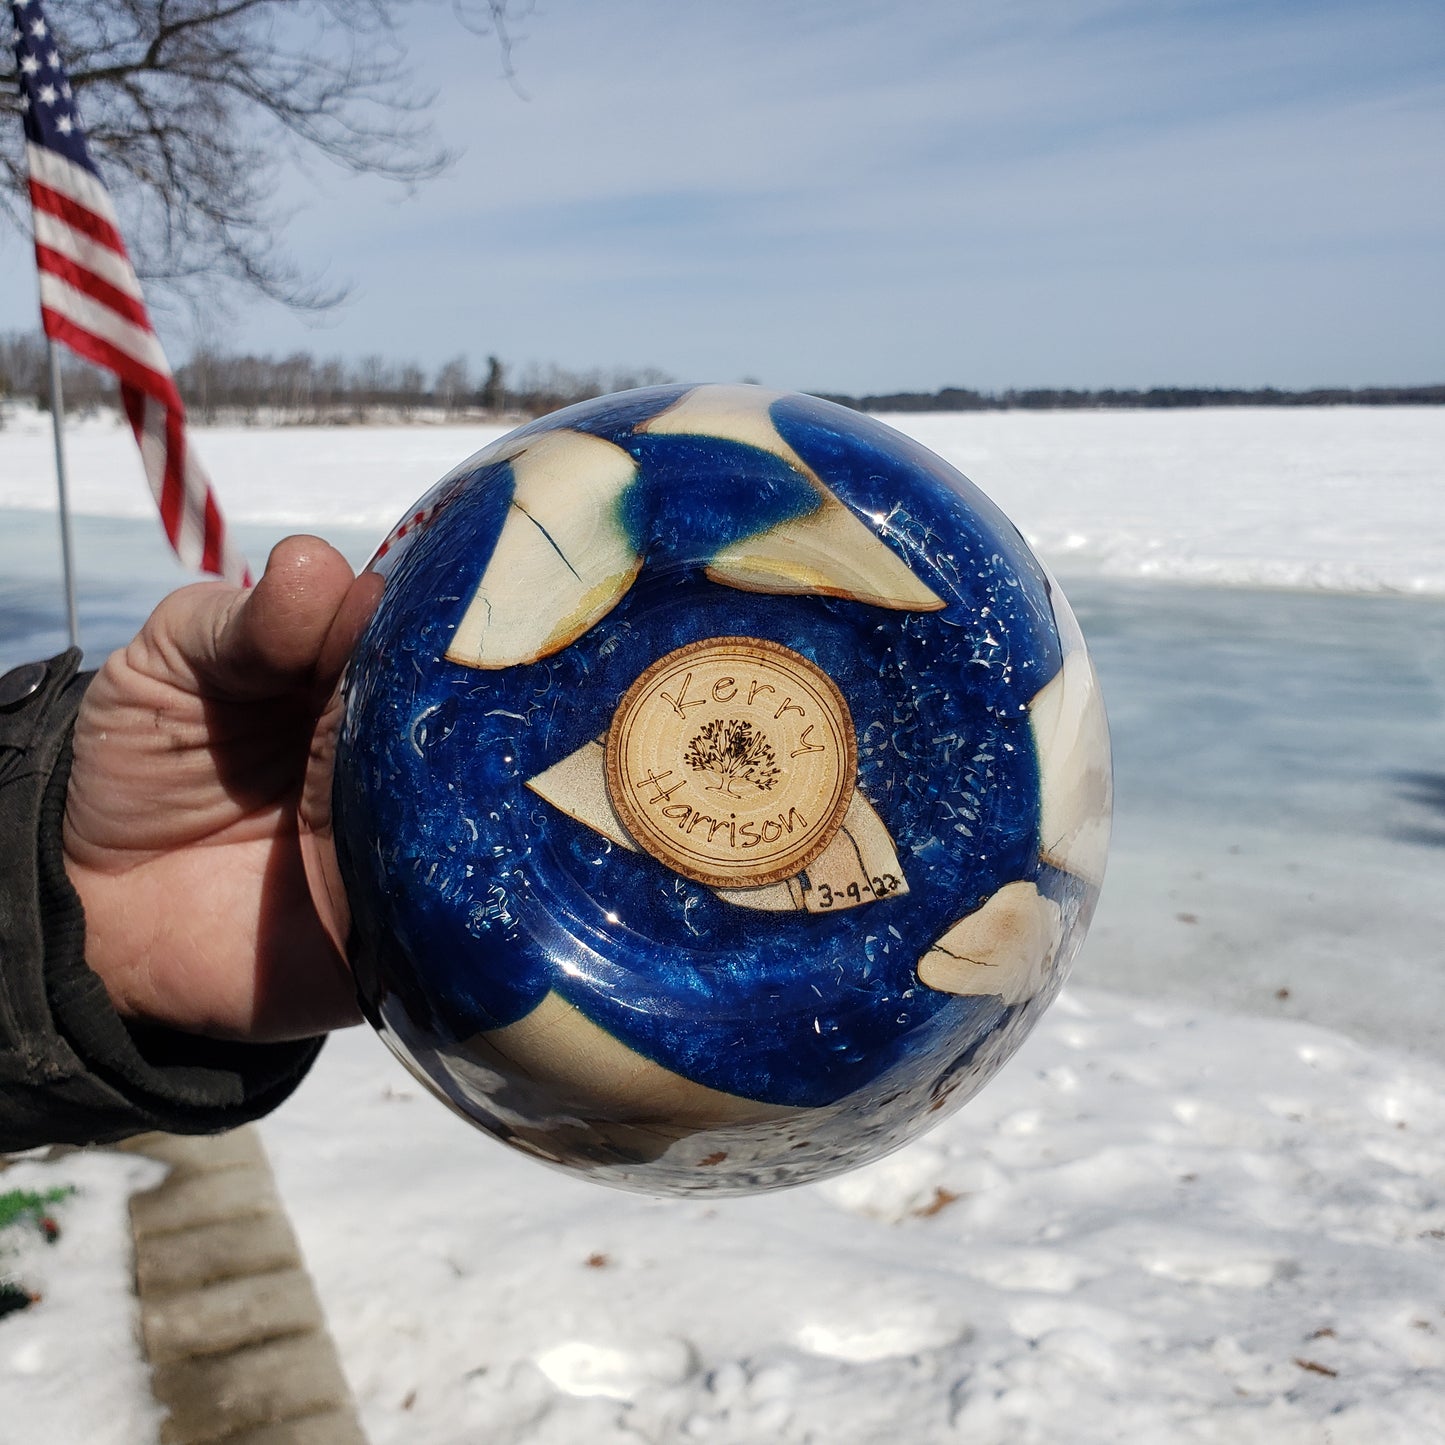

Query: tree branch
[{"left": 0, "top": 0, "right": 522, "bottom": 313}]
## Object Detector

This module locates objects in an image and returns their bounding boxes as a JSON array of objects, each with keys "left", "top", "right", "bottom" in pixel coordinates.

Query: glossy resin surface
[{"left": 314, "top": 385, "right": 1112, "bottom": 1193}]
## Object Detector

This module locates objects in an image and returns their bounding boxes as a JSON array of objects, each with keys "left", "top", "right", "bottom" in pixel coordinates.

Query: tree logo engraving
[{"left": 684, "top": 718, "right": 781, "bottom": 797}]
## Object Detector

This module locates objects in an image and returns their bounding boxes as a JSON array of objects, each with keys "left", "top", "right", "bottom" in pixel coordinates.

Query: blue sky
[{"left": 5, "top": 0, "right": 1443, "bottom": 391}]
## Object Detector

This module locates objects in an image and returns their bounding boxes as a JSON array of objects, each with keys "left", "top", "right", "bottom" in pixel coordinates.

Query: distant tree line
[
  {"left": 0, "top": 332, "right": 116, "bottom": 416},
  {"left": 3, "top": 332, "right": 1440, "bottom": 424},
  {"left": 816, "top": 384, "right": 1445, "bottom": 412},
  {"left": 0, "top": 334, "right": 672, "bottom": 424}
]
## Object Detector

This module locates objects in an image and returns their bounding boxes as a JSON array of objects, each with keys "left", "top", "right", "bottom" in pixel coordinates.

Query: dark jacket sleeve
[{"left": 1, "top": 650, "right": 323, "bottom": 1153}]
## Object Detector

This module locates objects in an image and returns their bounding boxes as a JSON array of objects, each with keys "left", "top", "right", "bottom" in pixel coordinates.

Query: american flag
[{"left": 11, "top": 0, "right": 251, "bottom": 586}]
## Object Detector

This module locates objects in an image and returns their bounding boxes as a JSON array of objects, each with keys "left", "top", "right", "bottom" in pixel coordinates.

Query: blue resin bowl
[{"left": 306, "top": 385, "right": 1111, "bottom": 1194}]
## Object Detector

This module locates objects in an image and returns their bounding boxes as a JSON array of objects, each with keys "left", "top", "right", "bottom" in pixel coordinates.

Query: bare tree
[
  {"left": 0, "top": 328, "right": 111, "bottom": 413},
  {"left": 0, "top": 330, "right": 46, "bottom": 407},
  {"left": 353, "top": 352, "right": 395, "bottom": 414},
  {"left": 396, "top": 360, "right": 426, "bottom": 418},
  {"left": 434, "top": 353, "right": 470, "bottom": 415},
  {"left": 0, "top": 1, "right": 525, "bottom": 314}
]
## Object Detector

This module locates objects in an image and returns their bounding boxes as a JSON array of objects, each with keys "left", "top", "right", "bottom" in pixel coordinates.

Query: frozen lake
[
  {"left": 2, "top": 405, "right": 1441, "bottom": 1058},
  {"left": 3, "top": 404, "right": 1443, "bottom": 1444}
]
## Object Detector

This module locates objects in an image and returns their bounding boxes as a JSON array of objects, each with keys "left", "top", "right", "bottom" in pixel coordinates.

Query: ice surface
[{"left": 1072, "top": 579, "right": 1445, "bottom": 1059}]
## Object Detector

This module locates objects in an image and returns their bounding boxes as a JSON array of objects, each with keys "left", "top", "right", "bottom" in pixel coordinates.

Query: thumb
[{"left": 149, "top": 535, "right": 358, "bottom": 701}]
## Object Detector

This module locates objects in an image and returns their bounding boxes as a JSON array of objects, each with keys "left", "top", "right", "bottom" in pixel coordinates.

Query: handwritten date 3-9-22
[{"left": 802, "top": 871, "right": 904, "bottom": 911}]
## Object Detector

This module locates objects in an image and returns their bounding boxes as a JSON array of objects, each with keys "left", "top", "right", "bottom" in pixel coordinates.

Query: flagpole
[
  {"left": 18, "top": 0, "right": 249, "bottom": 591},
  {"left": 46, "top": 340, "right": 80, "bottom": 649}
]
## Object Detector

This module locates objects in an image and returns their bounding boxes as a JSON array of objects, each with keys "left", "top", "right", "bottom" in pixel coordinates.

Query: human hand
[{"left": 63, "top": 536, "right": 379, "bottom": 1042}]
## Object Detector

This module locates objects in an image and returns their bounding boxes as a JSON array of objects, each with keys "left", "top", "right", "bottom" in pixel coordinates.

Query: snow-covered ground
[
  {"left": 899, "top": 405, "right": 1445, "bottom": 596},
  {"left": 1, "top": 402, "right": 1442, "bottom": 593},
  {"left": 260, "top": 990, "right": 1445, "bottom": 1445},
  {"left": 0, "top": 1150, "right": 163, "bottom": 1445},
  {"left": 1, "top": 404, "right": 1443, "bottom": 1442}
]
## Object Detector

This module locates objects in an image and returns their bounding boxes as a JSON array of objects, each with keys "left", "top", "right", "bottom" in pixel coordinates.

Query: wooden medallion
[{"left": 605, "top": 637, "right": 857, "bottom": 889}]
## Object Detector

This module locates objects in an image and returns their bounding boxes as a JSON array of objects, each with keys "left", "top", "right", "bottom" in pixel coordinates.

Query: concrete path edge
[{"left": 118, "top": 1127, "right": 367, "bottom": 1445}]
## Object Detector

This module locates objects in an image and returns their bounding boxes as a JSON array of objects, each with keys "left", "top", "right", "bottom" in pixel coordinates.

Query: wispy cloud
[{"left": 3, "top": 0, "right": 1440, "bottom": 388}]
